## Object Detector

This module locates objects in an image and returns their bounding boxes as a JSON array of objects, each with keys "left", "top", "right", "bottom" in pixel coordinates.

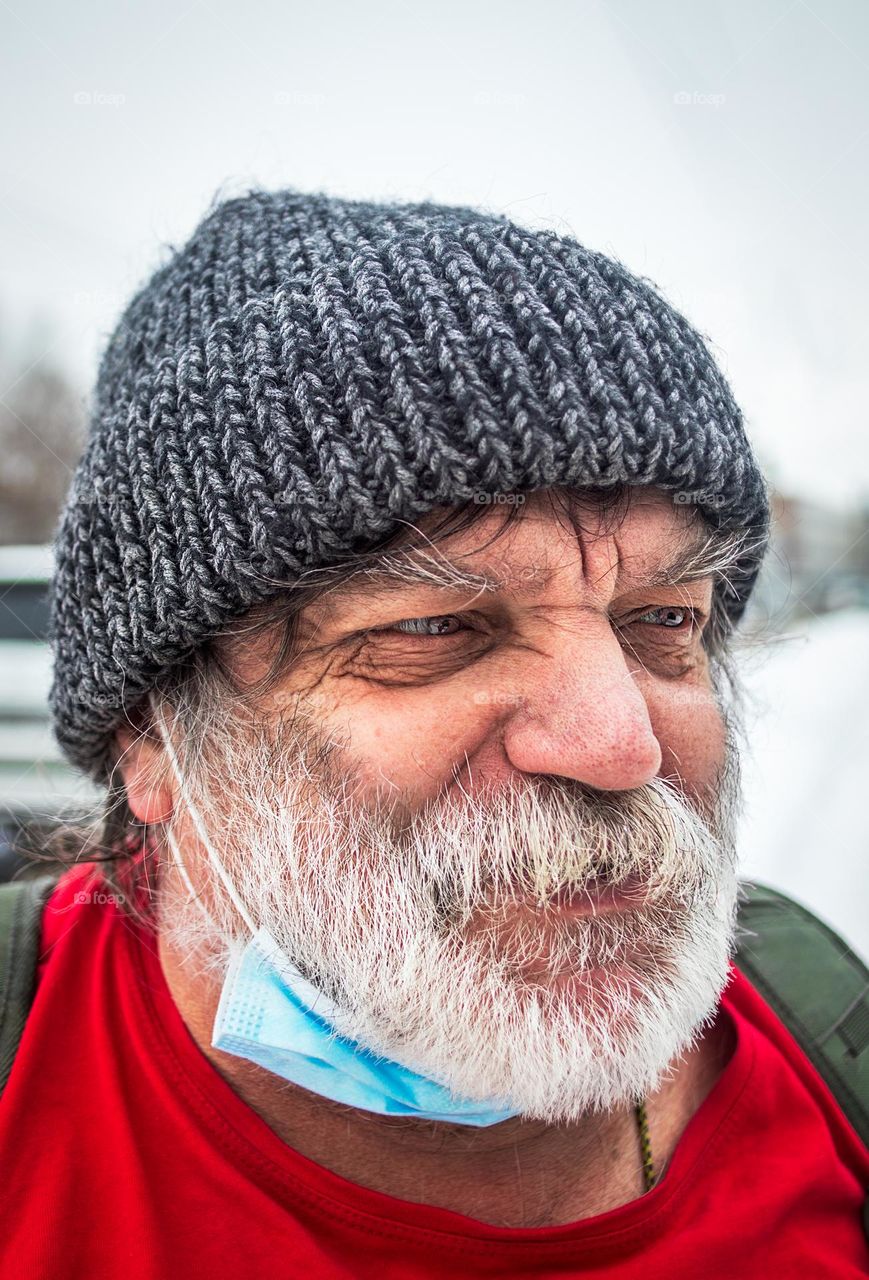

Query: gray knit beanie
[{"left": 48, "top": 186, "right": 770, "bottom": 784}]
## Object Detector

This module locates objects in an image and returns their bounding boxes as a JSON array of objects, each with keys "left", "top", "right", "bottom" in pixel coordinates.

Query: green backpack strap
[
  {"left": 734, "top": 881, "right": 869, "bottom": 1243},
  {"left": 735, "top": 880, "right": 869, "bottom": 1151},
  {"left": 0, "top": 873, "right": 61, "bottom": 1097}
]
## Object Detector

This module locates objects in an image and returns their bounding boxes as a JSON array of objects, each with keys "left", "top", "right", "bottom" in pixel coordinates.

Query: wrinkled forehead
[{"left": 325, "top": 485, "right": 711, "bottom": 606}]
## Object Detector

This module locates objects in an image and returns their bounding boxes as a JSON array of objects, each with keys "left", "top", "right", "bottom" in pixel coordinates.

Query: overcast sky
[{"left": 2, "top": 0, "right": 867, "bottom": 505}]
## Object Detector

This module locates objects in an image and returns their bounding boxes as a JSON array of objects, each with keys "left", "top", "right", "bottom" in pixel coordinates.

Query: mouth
[
  {"left": 546, "top": 872, "right": 650, "bottom": 917},
  {"left": 462, "top": 871, "right": 653, "bottom": 938},
  {"left": 460, "top": 870, "right": 655, "bottom": 983}
]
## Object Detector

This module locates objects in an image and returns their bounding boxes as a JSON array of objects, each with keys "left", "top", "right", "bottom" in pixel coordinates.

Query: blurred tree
[{"left": 0, "top": 361, "right": 85, "bottom": 544}]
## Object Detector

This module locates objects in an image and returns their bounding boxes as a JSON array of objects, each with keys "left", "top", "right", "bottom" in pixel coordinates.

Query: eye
[
  {"left": 381, "top": 614, "right": 467, "bottom": 637},
  {"left": 634, "top": 605, "right": 696, "bottom": 630}
]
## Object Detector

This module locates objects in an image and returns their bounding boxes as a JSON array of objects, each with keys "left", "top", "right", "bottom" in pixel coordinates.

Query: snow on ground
[{"left": 735, "top": 609, "right": 869, "bottom": 961}]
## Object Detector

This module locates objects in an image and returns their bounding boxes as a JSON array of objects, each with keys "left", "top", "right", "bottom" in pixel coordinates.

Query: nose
[{"left": 501, "top": 620, "right": 662, "bottom": 792}]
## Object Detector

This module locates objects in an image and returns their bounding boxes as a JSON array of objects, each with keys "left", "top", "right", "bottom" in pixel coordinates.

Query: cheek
[
  {"left": 647, "top": 686, "right": 726, "bottom": 809},
  {"left": 319, "top": 691, "right": 488, "bottom": 800}
]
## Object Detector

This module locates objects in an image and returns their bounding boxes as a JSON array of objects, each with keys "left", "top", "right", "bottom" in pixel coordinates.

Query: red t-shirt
[{"left": 2, "top": 864, "right": 867, "bottom": 1279}]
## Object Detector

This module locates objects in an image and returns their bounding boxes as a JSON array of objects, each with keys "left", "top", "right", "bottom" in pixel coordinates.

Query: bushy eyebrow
[
  {"left": 329, "top": 526, "right": 753, "bottom": 603},
  {"left": 640, "top": 527, "right": 752, "bottom": 591}
]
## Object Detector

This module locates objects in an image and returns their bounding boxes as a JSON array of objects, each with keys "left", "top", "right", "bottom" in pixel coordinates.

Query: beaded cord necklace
[{"left": 635, "top": 1100, "right": 657, "bottom": 1192}]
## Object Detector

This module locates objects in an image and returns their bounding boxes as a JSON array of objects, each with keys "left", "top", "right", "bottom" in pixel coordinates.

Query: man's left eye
[
  {"left": 386, "top": 614, "right": 467, "bottom": 636},
  {"left": 634, "top": 606, "right": 695, "bottom": 629}
]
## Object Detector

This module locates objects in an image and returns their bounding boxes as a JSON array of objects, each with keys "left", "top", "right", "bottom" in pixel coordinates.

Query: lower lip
[{"left": 547, "top": 875, "right": 649, "bottom": 916}]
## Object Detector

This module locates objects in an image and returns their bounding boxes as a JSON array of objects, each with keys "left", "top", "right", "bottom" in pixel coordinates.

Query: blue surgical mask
[{"left": 150, "top": 693, "right": 521, "bottom": 1127}]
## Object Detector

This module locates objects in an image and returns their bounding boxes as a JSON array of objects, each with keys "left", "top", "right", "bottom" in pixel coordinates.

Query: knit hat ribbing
[{"left": 47, "top": 186, "right": 770, "bottom": 784}]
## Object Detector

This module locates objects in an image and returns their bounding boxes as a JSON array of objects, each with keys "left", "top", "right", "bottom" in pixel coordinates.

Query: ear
[{"left": 113, "top": 702, "right": 176, "bottom": 824}]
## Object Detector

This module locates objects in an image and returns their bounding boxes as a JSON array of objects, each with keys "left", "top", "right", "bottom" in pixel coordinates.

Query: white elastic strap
[
  {"left": 164, "top": 822, "right": 214, "bottom": 924},
  {"left": 149, "top": 690, "right": 259, "bottom": 938}
]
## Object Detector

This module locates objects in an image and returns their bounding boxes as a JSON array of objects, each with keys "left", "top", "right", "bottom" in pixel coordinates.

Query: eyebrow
[{"left": 331, "top": 526, "right": 751, "bottom": 603}]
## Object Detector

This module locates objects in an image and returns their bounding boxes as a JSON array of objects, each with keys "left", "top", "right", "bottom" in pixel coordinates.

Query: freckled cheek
[
  {"left": 649, "top": 690, "right": 726, "bottom": 801},
  {"left": 323, "top": 695, "right": 486, "bottom": 795}
]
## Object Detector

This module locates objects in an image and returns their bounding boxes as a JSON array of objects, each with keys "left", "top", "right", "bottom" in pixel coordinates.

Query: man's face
[
  {"left": 244, "top": 486, "right": 726, "bottom": 806},
  {"left": 159, "top": 485, "right": 743, "bottom": 1120}
]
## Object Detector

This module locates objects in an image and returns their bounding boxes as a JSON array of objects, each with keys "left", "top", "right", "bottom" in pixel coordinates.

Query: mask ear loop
[
  {"left": 164, "top": 821, "right": 213, "bottom": 925},
  {"left": 148, "top": 690, "right": 354, "bottom": 1032},
  {"left": 149, "top": 690, "right": 259, "bottom": 939}
]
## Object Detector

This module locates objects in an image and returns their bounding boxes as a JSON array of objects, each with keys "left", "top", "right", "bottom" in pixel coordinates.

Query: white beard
[{"left": 159, "top": 706, "right": 743, "bottom": 1123}]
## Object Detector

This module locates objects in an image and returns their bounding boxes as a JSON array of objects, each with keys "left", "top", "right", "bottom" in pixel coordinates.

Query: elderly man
[{"left": 1, "top": 189, "right": 867, "bottom": 1277}]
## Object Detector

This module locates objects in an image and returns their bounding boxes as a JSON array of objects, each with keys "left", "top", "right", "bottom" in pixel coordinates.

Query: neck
[{"left": 157, "top": 931, "right": 736, "bottom": 1227}]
